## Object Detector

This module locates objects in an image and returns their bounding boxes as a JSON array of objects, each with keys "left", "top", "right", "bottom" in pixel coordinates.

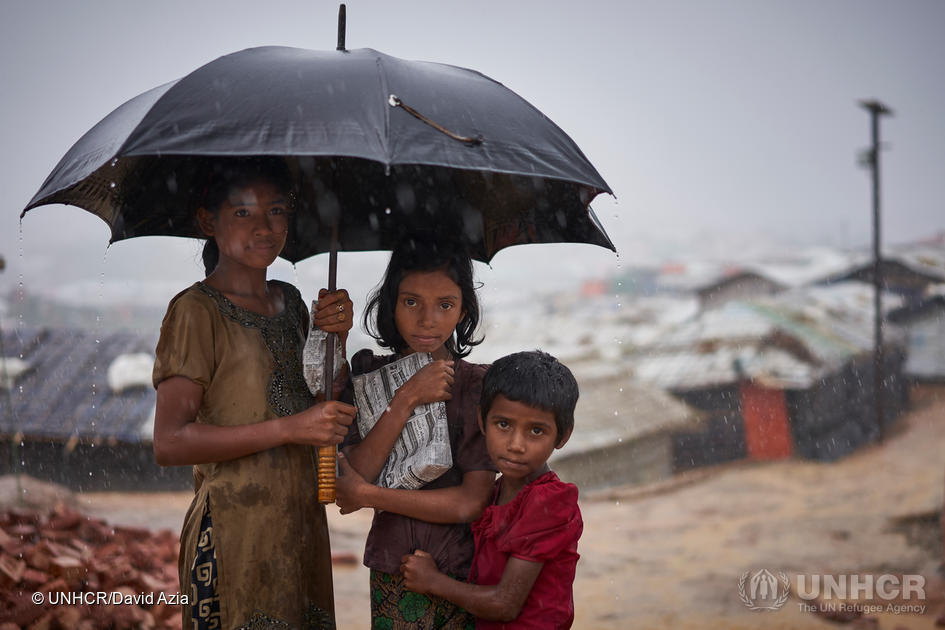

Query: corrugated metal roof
[{"left": 0, "top": 327, "right": 156, "bottom": 443}]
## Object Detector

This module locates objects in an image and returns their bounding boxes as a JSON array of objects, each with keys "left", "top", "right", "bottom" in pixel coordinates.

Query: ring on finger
[
  {"left": 337, "top": 303, "right": 344, "bottom": 312},
  {"left": 337, "top": 313, "right": 345, "bottom": 322}
]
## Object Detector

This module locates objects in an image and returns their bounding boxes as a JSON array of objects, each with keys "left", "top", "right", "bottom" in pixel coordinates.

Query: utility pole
[{"left": 859, "top": 100, "right": 892, "bottom": 442}]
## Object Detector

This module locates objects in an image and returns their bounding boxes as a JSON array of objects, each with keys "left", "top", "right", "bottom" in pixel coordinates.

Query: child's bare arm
[
  {"left": 153, "top": 376, "right": 356, "bottom": 466},
  {"left": 336, "top": 453, "right": 493, "bottom": 523},
  {"left": 343, "top": 360, "right": 454, "bottom": 483},
  {"left": 401, "top": 550, "right": 542, "bottom": 623}
]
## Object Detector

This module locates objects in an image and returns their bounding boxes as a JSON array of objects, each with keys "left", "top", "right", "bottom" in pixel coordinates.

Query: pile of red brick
[{"left": 0, "top": 504, "right": 181, "bottom": 630}]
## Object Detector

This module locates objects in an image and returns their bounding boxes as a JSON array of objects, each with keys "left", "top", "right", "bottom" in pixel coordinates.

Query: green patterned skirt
[{"left": 369, "top": 569, "right": 474, "bottom": 630}]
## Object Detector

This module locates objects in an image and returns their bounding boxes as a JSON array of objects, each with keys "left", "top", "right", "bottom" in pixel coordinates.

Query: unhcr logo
[
  {"left": 738, "top": 569, "right": 790, "bottom": 611},
  {"left": 795, "top": 573, "right": 925, "bottom": 601},
  {"left": 739, "top": 570, "right": 927, "bottom": 614}
]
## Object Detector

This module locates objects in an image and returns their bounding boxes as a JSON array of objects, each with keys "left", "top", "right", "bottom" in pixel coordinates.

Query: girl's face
[
  {"left": 198, "top": 179, "right": 289, "bottom": 271},
  {"left": 394, "top": 269, "right": 465, "bottom": 357}
]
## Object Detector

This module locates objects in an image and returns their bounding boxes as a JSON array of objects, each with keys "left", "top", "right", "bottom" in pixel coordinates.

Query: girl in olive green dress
[{"left": 152, "top": 159, "right": 356, "bottom": 630}]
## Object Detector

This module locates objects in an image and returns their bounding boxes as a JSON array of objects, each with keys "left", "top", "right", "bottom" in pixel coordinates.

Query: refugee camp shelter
[
  {"left": 889, "top": 291, "right": 945, "bottom": 404},
  {"left": 0, "top": 326, "right": 190, "bottom": 490},
  {"left": 695, "top": 271, "right": 787, "bottom": 311},
  {"left": 817, "top": 241, "right": 945, "bottom": 304},
  {"left": 550, "top": 370, "right": 703, "bottom": 491},
  {"left": 628, "top": 282, "right": 908, "bottom": 466}
]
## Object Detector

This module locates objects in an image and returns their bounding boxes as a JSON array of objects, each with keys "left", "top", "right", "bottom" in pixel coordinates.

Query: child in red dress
[{"left": 400, "top": 350, "right": 583, "bottom": 629}]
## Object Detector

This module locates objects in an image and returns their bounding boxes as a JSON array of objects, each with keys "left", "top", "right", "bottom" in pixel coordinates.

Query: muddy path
[{"left": 6, "top": 398, "right": 943, "bottom": 629}]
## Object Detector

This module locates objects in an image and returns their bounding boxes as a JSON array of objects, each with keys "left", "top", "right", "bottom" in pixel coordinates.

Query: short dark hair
[
  {"left": 480, "top": 350, "right": 578, "bottom": 444},
  {"left": 364, "top": 236, "right": 482, "bottom": 358}
]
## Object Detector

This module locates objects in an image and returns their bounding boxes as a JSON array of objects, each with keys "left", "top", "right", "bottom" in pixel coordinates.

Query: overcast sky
[{"left": 1, "top": 0, "right": 943, "bottom": 313}]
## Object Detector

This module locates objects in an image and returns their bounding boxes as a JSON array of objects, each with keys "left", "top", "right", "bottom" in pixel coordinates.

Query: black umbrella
[
  {"left": 21, "top": 52, "right": 613, "bottom": 262},
  {"left": 22, "top": 9, "right": 615, "bottom": 501}
]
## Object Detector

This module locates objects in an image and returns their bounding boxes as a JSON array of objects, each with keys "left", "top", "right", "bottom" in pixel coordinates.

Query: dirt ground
[{"left": 5, "top": 397, "right": 944, "bottom": 629}]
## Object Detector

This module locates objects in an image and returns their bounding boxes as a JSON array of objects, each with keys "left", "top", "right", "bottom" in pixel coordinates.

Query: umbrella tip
[{"left": 337, "top": 4, "right": 346, "bottom": 51}]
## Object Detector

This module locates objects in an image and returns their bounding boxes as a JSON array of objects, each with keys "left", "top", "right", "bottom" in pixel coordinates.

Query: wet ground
[
  {"left": 7, "top": 396, "right": 943, "bottom": 629},
  {"left": 573, "top": 396, "right": 944, "bottom": 629}
]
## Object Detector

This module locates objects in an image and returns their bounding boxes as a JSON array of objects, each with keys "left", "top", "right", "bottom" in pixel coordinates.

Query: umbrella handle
[
  {"left": 316, "top": 445, "right": 336, "bottom": 503},
  {"left": 317, "top": 334, "right": 338, "bottom": 504},
  {"left": 317, "top": 225, "right": 340, "bottom": 504}
]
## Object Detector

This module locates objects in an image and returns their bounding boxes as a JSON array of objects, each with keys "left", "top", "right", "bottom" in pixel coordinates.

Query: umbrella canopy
[{"left": 21, "top": 46, "right": 614, "bottom": 263}]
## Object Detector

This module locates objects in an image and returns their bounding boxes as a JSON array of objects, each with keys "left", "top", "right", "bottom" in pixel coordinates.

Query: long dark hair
[
  {"left": 364, "top": 236, "right": 483, "bottom": 359},
  {"left": 198, "top": 158, "right": 294, "bottom": 276}
]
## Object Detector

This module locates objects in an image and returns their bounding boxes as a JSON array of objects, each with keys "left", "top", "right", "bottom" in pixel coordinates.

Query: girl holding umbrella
[{"left": 152, "top": 158, "right": 356, "bottom": 629}]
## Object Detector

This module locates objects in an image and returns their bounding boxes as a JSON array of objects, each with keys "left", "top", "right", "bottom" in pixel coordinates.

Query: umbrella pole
[
  {"left": 317, "top": 223, "right": 340, "bottom": 504},
  {"left": 317, "top": 4, "right": 346, "bottom": 504}
]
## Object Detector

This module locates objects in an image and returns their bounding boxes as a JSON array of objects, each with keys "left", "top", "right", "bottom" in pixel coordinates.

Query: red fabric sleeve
[{"left": 497, "top": 482, "right": 582, "bottom": 562}]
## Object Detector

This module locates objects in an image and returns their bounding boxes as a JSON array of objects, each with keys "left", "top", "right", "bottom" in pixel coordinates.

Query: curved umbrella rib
[
  {"left": 374, "top": 53, "right": 392, "bottom": 169},
  {"left": 388, "top": 95, "right": 483, "bottom": 146}
]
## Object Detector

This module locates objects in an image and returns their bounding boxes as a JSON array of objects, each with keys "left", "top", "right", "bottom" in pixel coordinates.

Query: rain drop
[
  {"left": 384, "top": 207, "right": 392, "bottom": 215},
  {"left": 110, "top": 158, "right": 118, "bottom": 167},
  {"left": 109, "top": 181, "right": 116, "bottom": 189}
]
